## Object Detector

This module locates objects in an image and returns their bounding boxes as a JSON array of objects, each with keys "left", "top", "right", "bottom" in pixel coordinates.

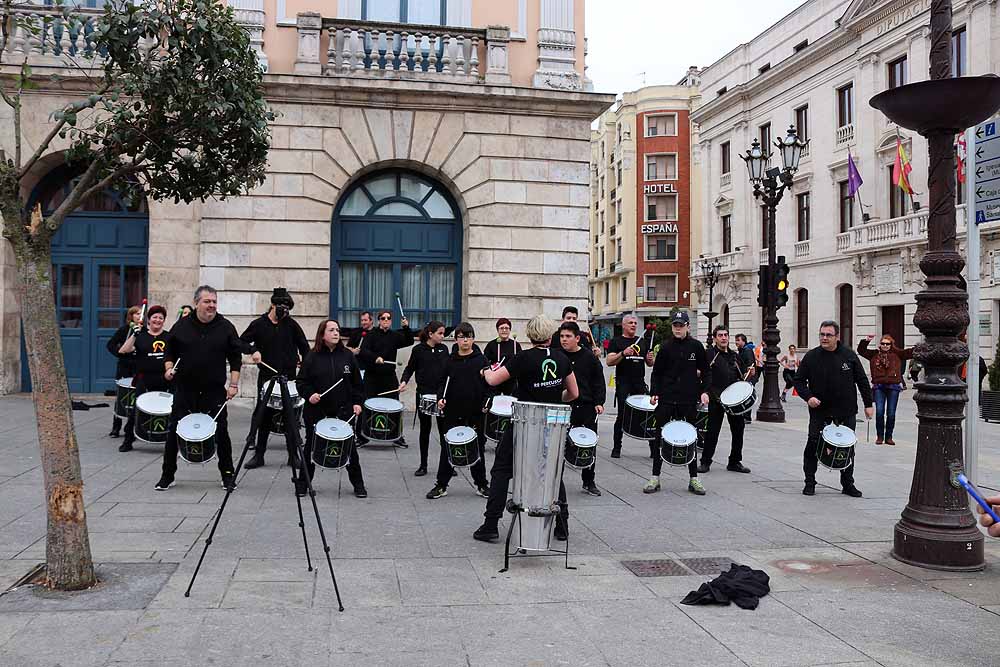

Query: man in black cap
[{"left": 240, "top": 287, "right": 310, "bottom": 468}]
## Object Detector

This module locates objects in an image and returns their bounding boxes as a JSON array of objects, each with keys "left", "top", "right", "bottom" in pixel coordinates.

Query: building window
[
  {"left": 604, "top": 282, "right": 610, "bottom": 305},
  {"left": 952, "top": 26, "right": 967, "bottom": 77},
  {"left": 617, "top": 161, "right": 622, "bottom": 186},
  {"left": 796, "top": 289, "right": 809, "bottom": 348},
  {"left": 721, "top": 304, "right": 730, "bottom": 328},
  {"left": 888, "top": 165, "right": 909, "bottom": 218},
  {"left": 795, "top": 105, "right": 809, "bottom": 142},
  {"left": 796, "top": 192, "right": 811, "bottom": 242},
  {"left": 599, "top": 211, "right": 605, "bottom": 234},
  {"left": 758, "top": 63, "right": 771, "bottom": 75},
  {"left": 362, "top": 0, "right": 449, "bottom": 24},
  {"left": 759, "top": 123, "right": 771, "bottom": 154},
  {"left": 888, "top": 56, "right": 908, "bottom": 89},
  {"left": 760, "top": 204, "right": 770, "bottom": 249},
  {"left": 599, "top": 246, "right": 605, "bottom": 269},
  {"left": 646, "top": 275, "right": 678, "bottom": 302},
  {"left": 621, "top": 276, "right": 628, "bottom": 302},
  {"left": 646, "top": 195, "right": 678, "bottom": 221},
  {"left": 646, "top": 114, "right": 677, "bottom": 137},
  {"left": 589, "top": 285, "right": 594, "bottom": 307},
  {"left": 717, "top": 86, "right": 728, "bottom": 97},
  {"left": 721, "top": 141, "right": 731, "bottom": 175},
  {"left": 646, "top": 234, "right": 678, "bottom": 261},
  {"left": 617, "top": 200, "right": 622, "bottom": 225},
  {"left": 837, "top": 83, "right": 854, "bottom": 128},
  {"left": 839, "top": 180, "right": 855, "bottom": 232},
  {"left": 839, "top": 284, "right": 853, "bottom": 346},
  {"left": 722, "top": 214, "right": 732, "bottom": 254},
  {"left": 794, "top": 39, "right": 808, "bottom": 53},
  {"left": 646, "top": 154, "right": 678, "bottom": 181},
  {"left": 616, "top": 241, "right": 622, "bottom": 262}
]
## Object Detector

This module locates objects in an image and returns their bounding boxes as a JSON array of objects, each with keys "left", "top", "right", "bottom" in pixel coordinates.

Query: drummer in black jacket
[
  {"left": 427, "top": 322, "right": 491, "bottom": 500},
  {"left": 296, "top": 319, "right": 367, "bottom": 498},
  {"left": 483, "top": 318, "right": 522, "bottom": 395},
  {"left": 106, "top": 305, "right": 143, "bottom": 437},
  {"left": 606, "top": 314, "right": 655, "bottom": 457},
  {"left": 698, "top": 325, "right": 751, "bottom": 474},
  {"left": 645, "top": 311, "right": 710, "bottom": 496},
  {"left": 117, "top": 305, "right": 172, "bottom": 453},
  {"left": 158, "top": 286, "right": 242, "bottom": 492},
  {"left": 239, "top": 288, "right": 311, "bottom": 469},
  {"left": 399, "top": 321, "right": 450, "bottom": 477},
  {"left": 558, "top": 322, "right": 606, "bottom": 496},
  {"left": 793, "top": 320, "right": 874, "bottom": 498},
  {"left": 357, "top": 309, "right": 415, "bottom": 445}
]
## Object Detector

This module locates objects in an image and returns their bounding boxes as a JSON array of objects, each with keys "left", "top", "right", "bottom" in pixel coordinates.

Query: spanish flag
[{"left": 893, "top": 138, "right": 914, "bottom": 195}]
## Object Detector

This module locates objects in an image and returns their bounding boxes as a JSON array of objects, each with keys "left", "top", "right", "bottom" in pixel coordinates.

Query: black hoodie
[
  {"left": 401, "top": 341, "right": 449, "bottom": 396},
  {"left": 483, "top": 338, "right": 522, "bottom": 394},
  {"left": 650, "top": 335, "right": 711, "bottom": 404},
  {"left": 793, "top": 342, "right": 873, "bottom": 417},
  {"left": 438, "top": 347, "right": 490, "bottom": 417},
  {"left": 165, "top": 314, "right": 242, "bottom": 389},
  {"left": 358, "top": 326, "right": 416, "bottom": 377},
  {"left": 296, "top": 344, "right": 364, "bottom": 424},
  {"left": 239, "top": 313, "right": 310, "bottom": 383},
  {"left": 563, "top": 346, "right": 607, "bottom": 407},
  {"left": 107, "top": 324, "right": 138, "bottom": 379},
  {"left": 707, "top": 346, "right": 747, "bottom": 399}
]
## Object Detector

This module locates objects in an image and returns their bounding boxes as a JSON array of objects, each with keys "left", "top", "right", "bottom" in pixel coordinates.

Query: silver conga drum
[{"left": 510, "top": 401, "right": 571, "bottom": 552}]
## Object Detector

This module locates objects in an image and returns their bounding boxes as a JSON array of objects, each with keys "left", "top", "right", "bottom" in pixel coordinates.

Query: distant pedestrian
[
  {"left": 857, "top": 334, "right": 912, "bottom": 446},
  {"left": 778, "top": 344, "right": 799, "bottom": 402}
]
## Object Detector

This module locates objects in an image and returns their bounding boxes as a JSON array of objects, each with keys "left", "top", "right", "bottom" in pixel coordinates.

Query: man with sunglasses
[
  {"left": 357, "top": 309, "right": 415, "bottom": 445},
  {"left": 794, "top": 320, "right": 874, "bottom": 498}
]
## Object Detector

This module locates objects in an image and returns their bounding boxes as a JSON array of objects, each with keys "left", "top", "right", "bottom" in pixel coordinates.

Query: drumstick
[
  {"left": 742, "top": 365, "right": 753, "bottom": 382},
  {"left": 258, "top": 360, "right": 279, "bottom": 374},
  {"left": 395, "top": 292, "right": 406, "bottom": 320},
  {"left": 442, "top": 377, "right": 450, "bottom": 400},
  {"left": 375, "top": 388, "right": 399, "bottom": 397},
  {"left": 319, "top": 378, "right": 343, "bottom": 398},
  {"left": 172, "top": 358, "right": 181, "bottom": 372},
  {"left": 212, "top": 399, "right": 231, "bottom": 421}
]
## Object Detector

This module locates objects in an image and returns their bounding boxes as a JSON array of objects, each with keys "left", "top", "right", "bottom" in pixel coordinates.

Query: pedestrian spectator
[
  {"left": 857, "top": 334, "right": 913, "bottom": 446},
  {"left": 602, "top": 337, "right": 610, "bottom": 358},
  {"left": 778, "top": 344, "right": 799, "bottom": 402},
  {"left": 957, "top": 332, "right": 988, "bottom": 397}
]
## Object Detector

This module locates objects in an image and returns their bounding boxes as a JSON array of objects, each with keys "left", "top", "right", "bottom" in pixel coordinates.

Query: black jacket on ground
[
  {"left": 239, "top": 313, "right": 310, "bottom": 383},
  {"left": 400, "top": 341, "right": 449, "bottom": 396},
  {"left": 296, "top": 345, "right": 364, "bottom": 424},
  {"left": 563, "top": 346, "right": 606, "bottom": 407},
  {"left": 358, "top": 326, "right": 415, "bottom": 377},
  {"left": 107, "top": 324, "right": 138, "bottom": 379},
  {"left": 165, "top": 314, "right": 242, "bottom": 389},
  {"left": 793, "top": 342, "right": 873, "bottom": 416},
  {"left": 650, "top": 335, "right": 711, "bottom": 404},
  {"left": 438, "top": 348, "right": 490, "bottom": 416},
  {"left": 707, "top": 346, "right": 747, "bottom": 400},
  {"left": 680, "top": 564, "right": 771, "bottom": 610}
]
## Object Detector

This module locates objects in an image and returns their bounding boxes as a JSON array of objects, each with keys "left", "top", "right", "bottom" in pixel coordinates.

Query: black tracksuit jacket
[
  {"left": 793, "top": 342, "right": 873, "bottom": 417},
  {"left": 358, "top": 326, "right": 415, "bottom": 378},
  {"left": 400, "top": 342, "right": 449, "bottom": 396},
  {"left": 650, "top": 336, "right": 711, "bottom": 404},
  {"left": 563, "top": 347, "right": 606, "bottom": 406},
  {"left": 296, "top": 345, "right": 365, "bottom": 424},
  {"left": 239, "top": 314, "right": 310, "bottom": 383},
  {"left": 165, "top": 314, "right": 242, "bottom": 389},
  {"left": 437, "top": 348, "right": 491, "bottom": 417}
]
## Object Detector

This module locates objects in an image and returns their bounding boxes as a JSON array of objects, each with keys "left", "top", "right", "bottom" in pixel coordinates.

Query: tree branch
[
  {"left": 41, "top": 158, "right": 103, "bottom": 238},
  {"left": 19, "top": 83, "right": 112, "bottom": 179}
]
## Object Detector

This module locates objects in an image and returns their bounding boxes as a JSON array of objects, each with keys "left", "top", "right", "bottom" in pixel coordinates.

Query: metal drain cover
[
  {"left": 620, "top": 559, "right": 691, "bottom": 577},
  {"left": 679, "top": 557, "right": 736, "bottom": 575}
]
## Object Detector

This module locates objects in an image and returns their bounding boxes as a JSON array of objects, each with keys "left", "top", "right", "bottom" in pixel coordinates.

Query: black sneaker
[
  {"left": 109, "top": 430, "right": 121, "bottom": 438},
  {"left": 414, "top": 466, "right": 427, "bottom": 477},
  {"left": 476, "top": 484, "right": 490, "bottom": 498},
  {"left": 394, "top": 437, "right": 408, "bottom": 448},
  {"left": 221, "top": 474, "right": 237, "bottom": 491},
  {"left": 697, "top": 461, "right": 711, "bottom": 473},
  {"left": 803, "top": 482, "right": 816, "bottom": 496},
  {"left": 118, "top": 442, "right": 133, "bottom": 453},
  {"left": 354, "top": 486, "right": 368, "bottom": 498},
  {"left": 842, "top": 486, "right": 863, "bottom": 498},
  {"left": 610, "top": 447, "right": 621, "bottom": 459},
  {"left": 426, "top": 485, "right": 448, "bottom": 500},
  {"left": 154, "top": 476, "right": 174, "bottom": 491},
  {"left": 726, "top": 463, "right": 751, "bottom": 473},
  {"left": 582, "top": 482, "right": 602, "bottom": 496},
  {"left": 244, "top": 455, "right": 265, "bottom": 470},
  {"left": 473, "top": 522, "right": 499, "bottom": 542},
  {"left": 554, "top": 517, "right": 568, "bottom": 541},
  {"left": 294, "top": 479, "right": 308, "bottom": 497}
]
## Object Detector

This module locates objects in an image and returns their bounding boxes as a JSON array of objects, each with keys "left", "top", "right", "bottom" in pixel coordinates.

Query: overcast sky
[{"left": 585, "top": 0, "right": 808, "bottom": 96}]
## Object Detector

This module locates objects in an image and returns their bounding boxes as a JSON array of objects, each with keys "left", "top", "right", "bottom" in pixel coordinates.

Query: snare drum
[
  {"left": 362, "top": 397, "right": 404, "bottom": 441},
  {"left": 484, "top": 395, "right": 515, "bottom": 442},
  {"left": 260, "top": 383, "right": 304, "bottom": 434},
  {"left": 719, "top": 381, "right": 756, "bottom": 416},
  {"left": 659, "top": 420, "right": 698, "bottom": 467},
  {"left": 818, "top": 424, "right": 857, "bottom": 471},
  {"left": 418, "top": 393, "right": 441, "bottom": 417},
  {"left": 176, "top": 413, "right": 218, "bottom": 464},
  {"left": 622, "top": 395, "right": 658, "bottom": 440},
  {"left": 312, "top": 418, "right": 355, "bottom": 470},
  {"left": 564, "top": 427, "right": 598, "bottom": 469},
  {"left": 114, "top": 377, "right": 136, "bottom": 418},
  {"left": 444, "top": 426, "right": 479, "bottom": 467},
  {"left": 133, "top": 391, "right": 173, "bottom": 444}
]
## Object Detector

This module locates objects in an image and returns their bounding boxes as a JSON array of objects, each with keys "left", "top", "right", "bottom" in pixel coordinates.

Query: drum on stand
[
  {"left": 176, "top": 413, "right": 218, "bottom": 464},
  {"left": 484, "top": 395, "right": 514, "bottom": 442},
  {"left": 114, "top": 377, "right": 136, "bottom": 418},
  {"left": 361, "top": 397, "right": 404, "bottom": 442},
  {"left": 444, "top": 426, "right": 479, "bottom": 468},
  {"left": 564, "top": 427, "right": 598, "bottom": 469},
  {"left": 621, "top": 395, "right": 658, "bottom": 440},
  {"left": 261, "top": 383, "right": 304, "bottom": 434},
  {"left": 720, "top": 381, "right": 756, "bottom": 416},
  {"left": 418, "top": 393, "right": 441, "bottom": 417},
  {"left": 312, "top": 418, "right": 355, "bottom": 470},
  {"left": 134, "top": 391, "right": 173, "bottom": 444},
  {"left": 818, "top": 424, "right": 857, "bottom": 471},
  {"left": 659, "top": 421, "right": 698, "bottom": 467}
]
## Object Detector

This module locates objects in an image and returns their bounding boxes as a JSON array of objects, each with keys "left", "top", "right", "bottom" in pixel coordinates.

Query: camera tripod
[{"left": 184, "top": 374, "right": 345, "bottom": 611}]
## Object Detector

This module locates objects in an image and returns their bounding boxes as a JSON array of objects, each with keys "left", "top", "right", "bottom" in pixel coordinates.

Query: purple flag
[{"left": 847, "top": 152, "right": 863, "bottom": 197}]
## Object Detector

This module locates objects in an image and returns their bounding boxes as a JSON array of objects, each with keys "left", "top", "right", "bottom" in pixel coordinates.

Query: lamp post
[
  {"left": 700, "top": 258, "right": 722, "bottom": 345},
  {"left": 869, "top": 0, "right": 1000, "bottom": 570},
  {"left": 741, "top": 127, "right": 807, "bottom": 423}
]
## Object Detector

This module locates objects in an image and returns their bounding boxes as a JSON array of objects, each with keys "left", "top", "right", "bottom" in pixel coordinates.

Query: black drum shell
[
  {"left": 312, "top": 429, "right": 355, "bottom": 470},
  {"left": 361, "top": 406, "right": 403, "bottom": 442},
  {"left": 621, "top": 399, "right": 658, "bottom": 440}
]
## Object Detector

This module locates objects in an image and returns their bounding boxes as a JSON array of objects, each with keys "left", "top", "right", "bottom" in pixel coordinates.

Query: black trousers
[
  {"left": 253, "top": 379, "right": 297, "bottom": 457},
  {"left": 417, "top": 409, "right": 446, "bottom": 468},
  {"left": 782, "top": 370, "right": 796, "bottom": 391},
  {"left": 438, "top": 408, "right": 488, "bottom": 488},
  {"left": 162, "top": 383, "right": 234, "bottom": 479},
  {"left": 803, "top": 411, "right": 856, "bottom": 487},
  {"left": 612, "top": 381, "right": 647, "bottom": 449},
  {"left": 303, "top": 413, "right": 365, "bottom": 490},
  {"left": 569, "top": 403, "right": 597, "bottom": 486},
  {"left": 122, "top": 375, "right": 169, "bottom": 447},
  {"left": 700, "top": 400, "right": 745, "bottom": 467},
  {"left": 111, "top": 414, "right": 123, "bottom": 433},
  {"left": 648, "top": 402, "right": 699, "bottom": 478},
  {"left": 364, "top": 370, "right": 399, "bottom": 399},
  {"left": 485, "top": 423, "right": 568, "bottom": 523}
]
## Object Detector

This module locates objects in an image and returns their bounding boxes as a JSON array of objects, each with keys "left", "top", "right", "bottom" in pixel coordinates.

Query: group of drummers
[{"left": 108, "top": 284, "right": 874, "bottom": 543}]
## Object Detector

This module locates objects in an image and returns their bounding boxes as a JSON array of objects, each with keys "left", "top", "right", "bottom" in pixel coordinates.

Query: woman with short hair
[{"left": 857, "top": 334, "right": 913, "bottom": 445}]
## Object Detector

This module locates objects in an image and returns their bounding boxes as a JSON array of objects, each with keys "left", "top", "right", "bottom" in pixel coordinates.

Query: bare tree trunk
[{"left": 15, "top": 241, "right": 96, "bottom": 591}]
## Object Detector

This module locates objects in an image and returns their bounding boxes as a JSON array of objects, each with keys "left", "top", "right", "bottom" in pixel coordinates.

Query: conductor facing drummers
[
  {"left": 698, "top": 325, "right": 752, "bottom": 474},
  {"left": 793, "top": 320, "right": 873, "bottom": 498},
  {"left": 239, "top": 287, "right": 310, "bottom": 470},
  {"left": 644, "top": 311, "right": 710, "bottom": 496},
  {"left": 356, "top": 309, "right": 414, "bottom": 445},
  {"left": 483, "top": 318, "right": 522, "bottom": 395},
  {"left": 558, "top": 321, "right": 606, "bottom": 496},
  {"left": 475, "top": 315, "right": 579, "bottom": 543},
  {"left": 157, "top": 285, "right": 242, "bottom": 492},
  {"left": 296, "top": 319, "right": 367, "bottom": 498},
  {"left": 117, "top": 305, "right": 172, "bottom": 453},
  {"left": 606, "top": 314, "right": 654, "bottom": 458}
]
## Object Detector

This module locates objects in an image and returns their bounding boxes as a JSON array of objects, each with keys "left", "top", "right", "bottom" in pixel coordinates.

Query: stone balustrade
[
  {"left": 836, "top": 123, "right": 854, "bottom": 147},
  {"left": 794, "top": 239, "right": 810, "bottom": 258},
  {"left": 720, "top": 172, "right": 732, "bottom": 188},
  {"left": 5, "top": 4, "right": 105, "bottom": 62},
  {"left": 834, "top": 206, "right": 970, "bottom": 254},
  {"left": 690, "top": 250, "right": 742, "bottom": 278}
]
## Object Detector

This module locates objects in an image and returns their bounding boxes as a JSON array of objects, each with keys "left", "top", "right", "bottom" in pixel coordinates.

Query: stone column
[
  {"left": 533, "top": 0, "right": 581, "bottom": 91},
  {"left": 485, "top": 25, "right": 511, "bottom": 85},
  {"left": 294, "top": 12, "right": 323, "bottom": 75},
  {"left": 227, "top": 0, "right": 268, "bottom": 71}
]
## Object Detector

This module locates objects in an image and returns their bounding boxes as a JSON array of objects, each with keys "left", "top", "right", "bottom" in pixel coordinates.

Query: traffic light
[
  {"left": 757, "top": 264, "right": 770, "bottom": 308},
  {"left": 773, "top": 257, "right": 790, "bottom": 310}
]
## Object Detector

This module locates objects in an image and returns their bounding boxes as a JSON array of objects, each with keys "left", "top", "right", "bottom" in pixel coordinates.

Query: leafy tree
[
  {"left": 0, "top": 0, "right": 272, "bottom": 589},
  {"left": 989, "top": 336, "right": 1000, "bottom": 393}
]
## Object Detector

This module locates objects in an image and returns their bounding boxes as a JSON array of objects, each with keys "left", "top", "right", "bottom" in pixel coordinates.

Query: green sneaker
[
  {"left": 643, "top": 477, "right": 660, "bottom": 494},
  {"left": 688, "top": 478, "right": 706, "bottom": 496}
]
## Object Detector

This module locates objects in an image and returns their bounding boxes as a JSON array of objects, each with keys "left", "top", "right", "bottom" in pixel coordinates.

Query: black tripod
[{"left": 184, "top": 374, "right": 345, "bottom": 611}]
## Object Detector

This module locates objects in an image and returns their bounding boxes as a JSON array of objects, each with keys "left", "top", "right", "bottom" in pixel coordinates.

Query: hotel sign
[
  {"left": 641, "top": 223, "right": 679, "bottom": 234},
  {"left": 643, "top": 183, "right": 677, "bottom": 194}
]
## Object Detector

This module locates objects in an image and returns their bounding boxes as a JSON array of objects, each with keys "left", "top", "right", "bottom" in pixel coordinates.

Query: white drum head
[
  {"left": 136, "top": 391, "right": 173, "bottom": 415},
  {"left": 720, "top": 381, "right": 754, "bottom": 405},
  {"left": 420, "top": 393, "right": 437, "bottom": 403},
  {"left": 445, "top": 426, "right": 476, "bottom": 445},
  {"left": 177, "top": 413, "right": 217, "bottom": 442},
  {"left": 316, "top": 418, "right": 353, "bottom": 440},
  {"left": 490, "top": 396, "right": 515, "bottom": 416},
  {"left": 365, "top": 397, "right": 403, "bottom": 413},
  {"left": 660, "top": 420, "right": 697, "bottom": 446},
  {"left": 568, "top": 427, "right": 598, "bottom": 447},
  {"left": 625, "top": 395, "right": 655, "bottom": 411},
  {"left": 822, "top": 424, "right": 857, "bottom": 447},
  {"left": 117, "top": 377, "right": 134, "bottom": 389}
]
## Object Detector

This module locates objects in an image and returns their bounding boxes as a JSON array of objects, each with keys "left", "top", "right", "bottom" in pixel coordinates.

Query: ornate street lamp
[
  {"left": 741, "top": 126, "right": 808, "bottom": 423},
  {"left": 700, "top": 258, "right": 723, "bottom": 344},
  {"left": 870, "top": 0, "right": 1000, "bottom": 571}
]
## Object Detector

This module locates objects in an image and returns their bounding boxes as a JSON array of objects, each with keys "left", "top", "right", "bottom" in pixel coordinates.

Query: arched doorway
[
  {"left": 331, "top": 170, "right": 462, "bottom": 329},
  {"left": 22, "top": 164, "right": 149, "bottom": 392}
]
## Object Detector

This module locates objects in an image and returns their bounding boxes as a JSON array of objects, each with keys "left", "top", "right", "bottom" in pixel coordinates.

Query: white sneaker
[{"left": 643, "top": 477, "right": 660, "bottom": 494}]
